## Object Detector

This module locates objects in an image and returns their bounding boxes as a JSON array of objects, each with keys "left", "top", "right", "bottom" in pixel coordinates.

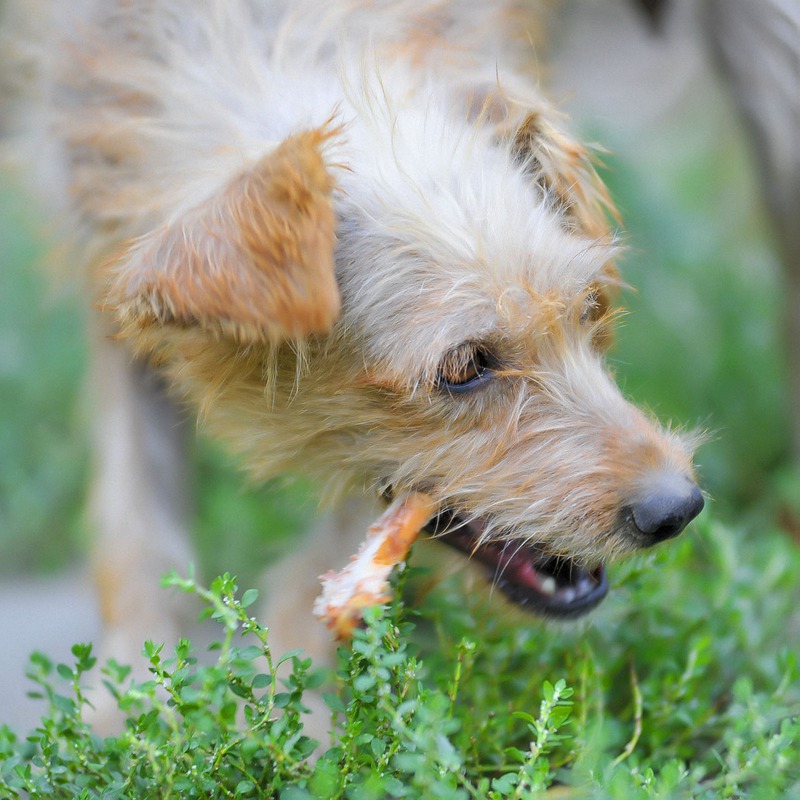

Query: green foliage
[
  {"left": 597, "top": 122, "right": 787, "bottom": 504},
  {"left": 192, "top": 448, "right": 315, "bottom": 589},
  {"left": 2, "top": 515, "right": 799, "bottom": 799},
  {"left": 0, "top": 189, "right": 88, "bottom": 572}
]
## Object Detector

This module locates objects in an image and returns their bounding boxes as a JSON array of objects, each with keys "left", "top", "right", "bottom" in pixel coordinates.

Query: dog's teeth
[
  {"left": 560, "top": 588, "right": 576, "bottom": 603},
  {"left": 540, "top": 576, "right": 557, "bottom": 595}
]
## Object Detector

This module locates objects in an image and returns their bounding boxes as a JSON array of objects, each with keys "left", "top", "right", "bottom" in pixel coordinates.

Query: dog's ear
[
  {"left": 510, "top": 111, "right": 618, "bottom": 241},
  {"left": 511, "top": 110, "right": 622, "bottom": 319},
  {"left": 506, "top": 106, "right": 622, "bottom": 346},
  {"left": 463, "top": 86, "right": 618, "bottom": 241},
  {"left": 103, "top": 127, "right": 340, "bottom": 345}
]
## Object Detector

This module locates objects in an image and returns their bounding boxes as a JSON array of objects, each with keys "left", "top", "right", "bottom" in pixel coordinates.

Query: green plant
[{"left": 1, "top": 513, "right": 799, "bottom": 799}]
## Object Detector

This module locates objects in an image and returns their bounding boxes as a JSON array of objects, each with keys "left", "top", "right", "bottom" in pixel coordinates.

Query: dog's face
[{"left": 105, "top": 90, "right": 702, "bottom": 619}]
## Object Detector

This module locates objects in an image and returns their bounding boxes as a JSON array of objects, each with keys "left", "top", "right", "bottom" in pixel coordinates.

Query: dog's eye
[{"left": 436, "top": 344, "right": 495, "bottom": 393}]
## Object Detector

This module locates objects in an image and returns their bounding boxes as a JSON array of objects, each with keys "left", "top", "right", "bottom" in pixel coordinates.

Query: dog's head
[{"left": 104, "top": 81, "right": 703, "bottom": 619}]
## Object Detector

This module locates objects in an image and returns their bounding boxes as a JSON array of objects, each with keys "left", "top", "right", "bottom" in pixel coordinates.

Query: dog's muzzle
[
  {"left": 426, "top": 511, "right": 610, "bottom": 618},
  {"left": 426, "top": 474, "right": 703, "bottom": 618}
]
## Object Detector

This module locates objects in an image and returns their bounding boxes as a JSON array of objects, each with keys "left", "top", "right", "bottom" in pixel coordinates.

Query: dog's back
[{"left": 2, "top": 1, "right": 545, "bottom": 252}]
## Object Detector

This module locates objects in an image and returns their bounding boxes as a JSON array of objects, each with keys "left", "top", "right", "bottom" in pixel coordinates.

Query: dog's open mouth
[{"left": 426, "top": 510, "right": 609, "bottom": 618}]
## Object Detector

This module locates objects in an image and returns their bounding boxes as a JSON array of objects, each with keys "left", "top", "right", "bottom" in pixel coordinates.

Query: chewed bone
[{"left": 313, "top": 492, "right": 438, "bottom": 639}]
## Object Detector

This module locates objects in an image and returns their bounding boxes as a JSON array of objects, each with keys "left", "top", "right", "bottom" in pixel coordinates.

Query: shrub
[{"left": 1, "top": 515, "right": 799, "bottom": 799}]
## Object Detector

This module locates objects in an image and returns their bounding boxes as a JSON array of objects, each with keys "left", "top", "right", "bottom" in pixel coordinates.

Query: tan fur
[{"left": 105, "top": 128, "right": 340, "bottom": 344}]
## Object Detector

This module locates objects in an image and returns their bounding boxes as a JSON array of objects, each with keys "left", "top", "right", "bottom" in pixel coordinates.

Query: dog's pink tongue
[
  {"left": 313, "top": 492, "right": 437, "bottom": 639},
  {"left": 499, "top": 547, "right": 558, "bottom": 595}
]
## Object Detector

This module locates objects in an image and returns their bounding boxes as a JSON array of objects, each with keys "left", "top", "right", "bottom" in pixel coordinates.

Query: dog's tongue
[
  {"left": 495, "top": 548, "right": 608, "bottom": 615},
  {"left": 435, "top": 520, "right": 609, "bottom": 618}
]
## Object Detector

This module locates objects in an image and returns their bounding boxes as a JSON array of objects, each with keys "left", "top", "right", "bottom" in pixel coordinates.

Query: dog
[{"left": 2, "top": 0, "right": 704, "bottom": 680}]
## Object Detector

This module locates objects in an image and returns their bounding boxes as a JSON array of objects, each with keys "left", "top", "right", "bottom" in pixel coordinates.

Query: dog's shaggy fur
[{"left": 2, "top": 0, "right": 703, "bottom": 668}]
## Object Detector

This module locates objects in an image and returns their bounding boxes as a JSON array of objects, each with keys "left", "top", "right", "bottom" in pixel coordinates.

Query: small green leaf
[
  {"left": 279, "top": 787, "right": 313, "bottom": 800},
  {"left": 323, "top": 693, "right": 346, "bottom": 713},
  {"left": 252, "top": 673, "right": 271, "bottom": 689},
  {"left": 237, "top": 646, "right": 264, "bottom": 661},
  {"left": 241, "top": 588, "right": 259, "bottom": 608},
  {"left": 370, "top": 737, "right": 386, "bottom": 757},
  {"left": 275, "top": 649, "right": 306, "bottom": 668}
]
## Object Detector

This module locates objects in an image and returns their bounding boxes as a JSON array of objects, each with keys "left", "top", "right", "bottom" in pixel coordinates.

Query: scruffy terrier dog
[{"left": 3, "top": 1, "right": 703, "bottom": 666}]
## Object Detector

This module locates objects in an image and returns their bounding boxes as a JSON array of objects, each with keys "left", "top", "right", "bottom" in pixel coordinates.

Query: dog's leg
[{"left": 86, "top": 316, "right": 195, "bottom": 677}]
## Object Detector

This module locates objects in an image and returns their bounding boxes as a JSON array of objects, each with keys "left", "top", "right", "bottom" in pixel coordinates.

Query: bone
[{"left": 313, "top": 491, "right": 438, "bottom": 639}]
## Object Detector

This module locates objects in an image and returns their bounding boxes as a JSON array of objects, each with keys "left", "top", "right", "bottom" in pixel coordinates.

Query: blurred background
[{"left": 1, "top": 0, "right": 797, "bottom": 725}]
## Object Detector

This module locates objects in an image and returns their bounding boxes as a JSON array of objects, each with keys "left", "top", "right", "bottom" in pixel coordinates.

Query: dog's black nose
[{"left": 630, "top": 476, "right": 704, "bottom": 543}]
